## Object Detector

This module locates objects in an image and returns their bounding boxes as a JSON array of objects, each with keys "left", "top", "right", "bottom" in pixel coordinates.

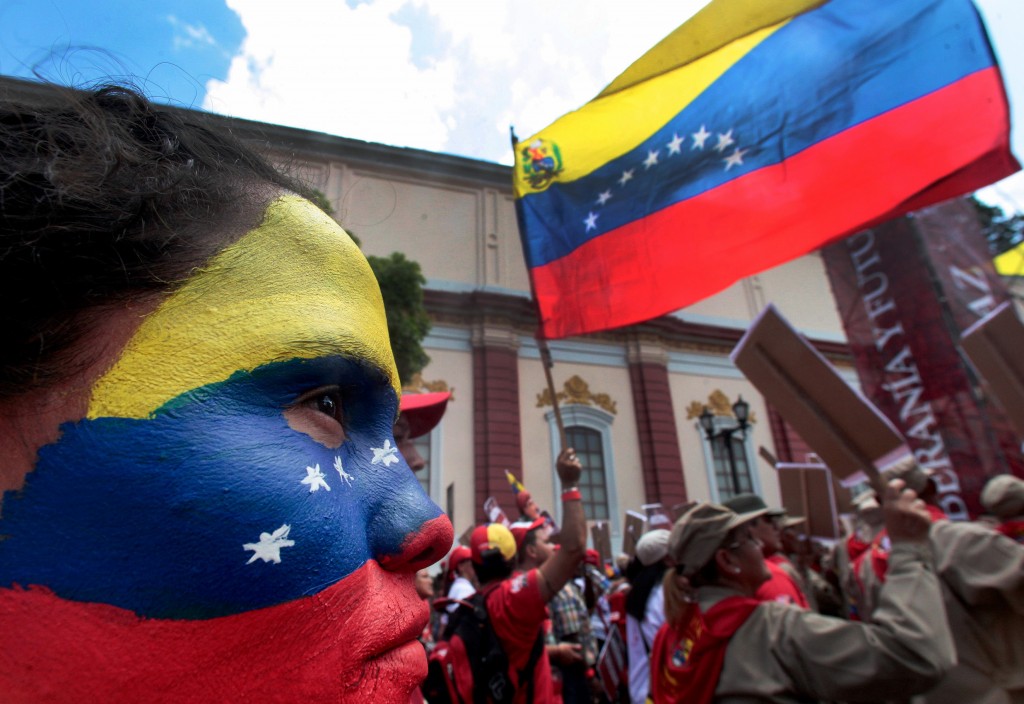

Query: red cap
[
  {"left": 584, "top": 549, "right": 601, "bottom": 567},
  {"left": 399, "top": 391, "right": 452, "bottom": 438},
  {"left": 508, "top": 517, "right": 546, "bottom": 550},
  {"left": 448, "top": 545, "right": 472, "bottom": 571}
]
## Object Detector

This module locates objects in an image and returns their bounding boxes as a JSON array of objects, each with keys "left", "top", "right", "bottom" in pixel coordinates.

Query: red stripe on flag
[{"left": 532, "top": 67, "right": 1017, "bottom": 339}]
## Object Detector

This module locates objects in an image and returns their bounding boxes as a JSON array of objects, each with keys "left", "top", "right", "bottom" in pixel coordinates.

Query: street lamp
[{"left": 699, "top": 396, "right": 751, "bottom": 496}]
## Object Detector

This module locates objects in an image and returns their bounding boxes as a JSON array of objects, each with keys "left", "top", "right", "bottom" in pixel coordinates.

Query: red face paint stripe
[
  {"left": 530, "top": 68, "right": 1016, "bottom": 339},
  {"left": 0, "top": 561, "right": 428, "bottom": 702}
]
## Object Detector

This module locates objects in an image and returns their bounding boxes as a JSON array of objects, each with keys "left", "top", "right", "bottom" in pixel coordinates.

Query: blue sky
[{"left": 2, "top": 0, "right": 1022, "bottom": 213}]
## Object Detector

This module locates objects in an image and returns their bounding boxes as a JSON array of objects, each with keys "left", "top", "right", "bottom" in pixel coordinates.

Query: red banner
[{"left": 822, "top": 198, "right": 1024, "bottom": 518}]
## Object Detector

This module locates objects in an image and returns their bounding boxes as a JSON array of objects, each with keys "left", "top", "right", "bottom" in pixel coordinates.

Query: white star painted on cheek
[
  {"left": 715, "top": 129, "right": 735, "bottom": 153},
  {"left": 618, "top": 169, "right": 634, "bottom": 187},
  {"left": 334, "top": 455, "right": 354, "bottom": 486},
  {"left": 301, "top": 463, "right": 331, "bottom": 492},
  {"left": 371, "top": 439, "right": 399, "bottom": 467},
  {"left": 584, "top": 212, "right": 599, "bottom": 232},
  {"left": 643, "top": 150, "right": 659, "bottom": 169},
  {"left": 723, "top": 147, "right": 748, "bottom": 171},
  {"left": 667, "top": 133, "right": 684, "bottom": 155},
  {"left": 244, "top": 524, "right": 295, "bottom": 565},
  {"left": 596, "top": 190, "right": 612, "bottom": 206},
  {"left": 692, "top": 125, "right": 711, "bottom": 149}
]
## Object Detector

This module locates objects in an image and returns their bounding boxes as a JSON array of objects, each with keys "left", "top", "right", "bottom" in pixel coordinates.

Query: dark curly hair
[{"left": 0, "top": 81, "right": 311, "bottom": 396}]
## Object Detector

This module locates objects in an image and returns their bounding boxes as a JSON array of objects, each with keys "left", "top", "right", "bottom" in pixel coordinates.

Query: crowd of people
[{"left": 411, "top": 463, "right": 1024, "bottom": 704}]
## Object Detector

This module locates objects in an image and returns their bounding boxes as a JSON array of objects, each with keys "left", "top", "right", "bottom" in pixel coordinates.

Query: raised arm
[
  {"left": 767, "top": 479, "right": 956, "bottom": 702},
  {"left": 537, "top": 447, "right": 584, "bottom": 602}
]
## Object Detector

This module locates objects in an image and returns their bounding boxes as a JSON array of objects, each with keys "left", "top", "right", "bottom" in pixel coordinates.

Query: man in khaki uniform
[
  {"left": 855, "top": 467, "right": 1024, "bottom": 704},
  {"left": 657, "top": 479, "right": 954, "bottom": 703},
  {"left": 916, "top": 518, "right": 1024, "bottom": 704}
]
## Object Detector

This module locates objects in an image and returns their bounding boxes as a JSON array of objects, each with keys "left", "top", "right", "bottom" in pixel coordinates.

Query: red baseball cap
[
  {"left": 399, "top": 391, "right": 452, "bottom": 438},
  {"left": 508, "top": 517, "right": 546, "bottom": 550},
  {"left": 448, "top": 545, "right": 472, "bottom": 571}
]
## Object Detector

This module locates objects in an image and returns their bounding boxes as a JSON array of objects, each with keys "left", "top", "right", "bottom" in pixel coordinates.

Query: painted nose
[{"left": 368, "top": 467, "right": 453, "bottom": 572}]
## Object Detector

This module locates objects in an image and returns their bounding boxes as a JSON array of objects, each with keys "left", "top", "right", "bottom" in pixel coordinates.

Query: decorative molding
[
  {"left": 402, "top": 373, "right": 455, "bottom": 401},
  {"left": 536, "top": 375, "right": 618, "bottom": 415},
  {"left": 685, "top": 389, "right": 757, "bottom": 423},
  {"left": 625, "top": 336, "right": 669, "bottom": 366},
  {"left": 471, "top": 321, "right": 521, "bottom": 351}
]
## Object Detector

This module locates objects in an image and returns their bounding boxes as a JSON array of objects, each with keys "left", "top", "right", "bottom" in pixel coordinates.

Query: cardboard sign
[
  {"left": 595, "top": 623, "right": 627, "bottom": 702},
  {"left": 621, "top": 510, "right": 646, "bottom": 558},
  {"left": 774, "top": 462, "right": 840, "bottom": 539},
  {"left": 641, "top": 503, "right": 673, "bottom": 530},
  {"left": 961, "top": 301, "right": 1024, "bottom": 438},
  {"left": 590, "top": 521, "right": 613, "bottom": 566},
  {"left": 483, "top": 497, "right": 510, "bottom": 527},
  {"left": 731, "top": 304, "right": 909, "bottom": 481}
]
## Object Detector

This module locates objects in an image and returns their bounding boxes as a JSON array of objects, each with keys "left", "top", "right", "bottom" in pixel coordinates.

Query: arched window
[
  {"left": 546, "top": 405, "right": 618, "bottom": 531},
  {"left": 565, "top": 426, "right": 610, "bottom": 521}
]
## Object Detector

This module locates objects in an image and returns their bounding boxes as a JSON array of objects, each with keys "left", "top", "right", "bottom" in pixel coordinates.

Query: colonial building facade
[{"left": 246, "top": 115, "right": 857, "bottom": 547}]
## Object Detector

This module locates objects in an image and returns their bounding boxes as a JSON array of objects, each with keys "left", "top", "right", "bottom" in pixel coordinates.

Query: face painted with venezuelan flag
[{"left": 0, "top": 196, "right": 453, "bottom": 701}]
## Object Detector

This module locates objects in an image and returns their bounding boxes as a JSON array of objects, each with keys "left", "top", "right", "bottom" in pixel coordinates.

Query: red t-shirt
[
  {"left": 756, "top": 558, "right": 809, "bottom": 609},
  {"left": 486, "top": 569, "right": 555, "bottom": 704}
]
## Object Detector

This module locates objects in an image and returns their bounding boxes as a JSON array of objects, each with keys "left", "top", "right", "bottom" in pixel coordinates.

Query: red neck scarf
[
  {"left": 997, "top": 519, "right": 1024, "bottom": 543},
  {"left": 869, "top": 505, "right": 947, "bottom": 582},
  {"left": 650, "top": 595, "right": 760, "bottom": 704}
]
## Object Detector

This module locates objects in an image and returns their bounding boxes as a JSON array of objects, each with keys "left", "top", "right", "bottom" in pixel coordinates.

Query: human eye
[{"left": 283, "top": 385, "right": 347, "bottom": 448}]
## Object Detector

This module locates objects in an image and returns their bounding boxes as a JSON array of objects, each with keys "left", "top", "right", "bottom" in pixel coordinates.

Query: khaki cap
[
  {"left": 980, "top": 474, "right": 1024, "bottom": 520},
  {"left": 668, "top": 503, "right": 767, "bottom": 577}
]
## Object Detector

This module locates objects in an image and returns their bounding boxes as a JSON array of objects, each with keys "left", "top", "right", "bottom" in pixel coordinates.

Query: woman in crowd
[
  {"left": 0, "top": 81, "right": 452, "bottom": 701},
  {"left": 650, "top": 480, "right": 954, "bottom": 704}
]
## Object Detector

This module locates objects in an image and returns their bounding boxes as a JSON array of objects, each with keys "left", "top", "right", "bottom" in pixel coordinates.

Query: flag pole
[
  {"left": 511, "top": 125, "right": 567, "bottom": 451},
  {"left": 539, "top": 336, "right": 567, "bottom": 449}
]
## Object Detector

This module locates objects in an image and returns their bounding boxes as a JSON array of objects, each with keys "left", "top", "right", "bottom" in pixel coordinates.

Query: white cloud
[
  {"left": 167, "top": 15, "right": 218, "bottom": 51},
  {"left": 205, "top": 0, "right": 457, "bottom": 152},
  {"left": 206, "top": 0, "right": 1024, "bottom": 211}
]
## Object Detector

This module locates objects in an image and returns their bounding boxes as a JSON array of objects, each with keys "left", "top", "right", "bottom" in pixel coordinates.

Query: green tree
[
  {"left": 309, "top": 189, "right": 431, "bottom": 383},
  {"left": 969, "top": 195, "right": 1024, "bottom": 256}
]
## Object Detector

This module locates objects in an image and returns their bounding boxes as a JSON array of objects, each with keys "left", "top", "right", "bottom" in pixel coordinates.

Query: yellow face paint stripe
[
  {"left": 88, "top": 195, "right": 398, "bottom": 419},
  {"left": 513, "top": 21, "right": 786, "bottom": 197}
]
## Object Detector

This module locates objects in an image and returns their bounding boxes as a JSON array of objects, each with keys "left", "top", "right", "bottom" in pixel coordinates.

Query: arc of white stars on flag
[{"left": 589, "top": 123, "right": 745, "bottom": 236}]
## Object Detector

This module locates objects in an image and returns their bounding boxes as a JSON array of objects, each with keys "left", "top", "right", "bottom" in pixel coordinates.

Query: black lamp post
[{"left": 699, "top": 396, "right": 751, "bottom": 496}]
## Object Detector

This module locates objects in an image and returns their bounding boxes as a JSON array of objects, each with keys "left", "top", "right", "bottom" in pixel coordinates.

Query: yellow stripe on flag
[
  {"left": 598, "top": 0, "right": 828, "bottom": 99},
  {"left": 995, "top": 242, "right": 1024, "bottom": 277}
]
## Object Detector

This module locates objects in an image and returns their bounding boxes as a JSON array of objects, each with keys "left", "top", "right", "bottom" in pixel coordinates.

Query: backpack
[{"left": 422, "top": 584, "right": 545, "bottom": 704}]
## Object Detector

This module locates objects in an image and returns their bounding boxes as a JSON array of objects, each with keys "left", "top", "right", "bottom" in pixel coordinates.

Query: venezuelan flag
[{"left": 514, "top": 0, "right": 1019, "bottom": 339}]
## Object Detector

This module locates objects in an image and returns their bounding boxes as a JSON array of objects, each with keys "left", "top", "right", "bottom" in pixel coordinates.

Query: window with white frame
[
  {"left": 565, "top": 425, "right": 610, "bottom": 521},
  {"left": 546, "top": 405, "right": 618, "bottom": 531}
]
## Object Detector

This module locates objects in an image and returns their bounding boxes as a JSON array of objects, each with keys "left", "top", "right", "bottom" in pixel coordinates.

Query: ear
[{"left": 713, "top": 547, "right": 738, "bottom": 575}]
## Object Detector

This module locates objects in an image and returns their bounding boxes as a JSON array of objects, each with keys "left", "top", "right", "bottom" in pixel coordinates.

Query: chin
[{"left": 0, "top": 562, "right": 429, "bottom": 702}]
